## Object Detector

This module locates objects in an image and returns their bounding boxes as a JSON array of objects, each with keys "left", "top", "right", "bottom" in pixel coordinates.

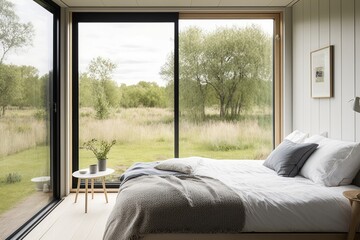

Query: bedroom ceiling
[{"left": 54, "top": 0, "right": 297, "bottom": 8}]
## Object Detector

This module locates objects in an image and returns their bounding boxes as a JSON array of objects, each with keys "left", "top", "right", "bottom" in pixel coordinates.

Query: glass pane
[
  {"left": 0, "top": 0, "right": 53, "bottom": 238},
  {"left": 78, "top": 23, "right": 174, "bottom": 182},
  {"left": 178, "top": 19, "right": 274, "bottom": 159}
]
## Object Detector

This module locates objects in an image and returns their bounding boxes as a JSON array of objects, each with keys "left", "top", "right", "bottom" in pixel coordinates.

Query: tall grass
[
  {"left": 0, "top": 110, "right": 47, "bottom": 157},
  {"left": 80, "top": 108, "right": 173, "bottom": 144},
  {"left": 79, "top": 107, "right": 272, "bottom": 159}
]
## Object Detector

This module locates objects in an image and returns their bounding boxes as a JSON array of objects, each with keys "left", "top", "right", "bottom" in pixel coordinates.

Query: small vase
[{"left": 98, "top": 159, "right": 106, "bottom": 171}]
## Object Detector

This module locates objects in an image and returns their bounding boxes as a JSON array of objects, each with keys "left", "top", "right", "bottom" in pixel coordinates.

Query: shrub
[
  {"left": 95, "top": 93, "right": 110, "bottom": 120},
  {"left": 5, "top": 172, "right": 22, "bottom": 184},
  {"left": 34, "top": 109, "right": 47, "bottom": 120}
]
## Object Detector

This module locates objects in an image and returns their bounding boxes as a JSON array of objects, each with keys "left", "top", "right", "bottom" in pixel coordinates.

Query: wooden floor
[{"left": 24, "top": 193, "right": 117, "bottom": 240}]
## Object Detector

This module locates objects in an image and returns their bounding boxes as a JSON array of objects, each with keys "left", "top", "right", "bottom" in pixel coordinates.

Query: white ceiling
[{"left": 54, "top": 0, "right": 297, "bottom": 8}]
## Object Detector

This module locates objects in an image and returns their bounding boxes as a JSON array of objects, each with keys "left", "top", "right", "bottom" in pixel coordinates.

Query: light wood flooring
[{"left": 24, "top": 193, "right": 117, "bottom": 240}]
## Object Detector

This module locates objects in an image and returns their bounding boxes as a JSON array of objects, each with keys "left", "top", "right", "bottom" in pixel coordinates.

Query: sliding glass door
[
  {"left": 0, "top": 0, "right": 59, "bottom": 239},
  {"left": 178, "top": 19, "right": 274, "bottom": 159},
  {"left": 73, "top": 13, "right": 280, "bottom": 187},
  {"left": 73, "top": 13, "right": 177, "bottom": 185}
]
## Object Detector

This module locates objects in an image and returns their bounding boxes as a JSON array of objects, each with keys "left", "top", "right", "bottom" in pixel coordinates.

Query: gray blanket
[
  {"left": 103, "top": 175, "right": 245, "bottom": 240},
  {"left": 119, "top": 162, "right": 180, "bottom": 186}
]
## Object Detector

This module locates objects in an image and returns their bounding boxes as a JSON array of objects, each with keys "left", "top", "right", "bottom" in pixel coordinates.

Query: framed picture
[{"left": 311, "top": 45, "right": 334, "bottom": 98}]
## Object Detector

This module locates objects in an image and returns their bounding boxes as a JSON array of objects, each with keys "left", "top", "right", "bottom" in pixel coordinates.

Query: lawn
[
  {"left": 0, "top": 146, "right": 50, "bottom": 215},
  {"left": 0, "top": 107, "right": 273, "bottom": 213}
]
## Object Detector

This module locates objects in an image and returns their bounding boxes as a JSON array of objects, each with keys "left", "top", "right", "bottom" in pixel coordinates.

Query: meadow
[
  {"left": 0, "top": 107, "right": 272, "bottom": 213},
  {"left": 79, "top": 107, "right": 273, "bottom": 181}
]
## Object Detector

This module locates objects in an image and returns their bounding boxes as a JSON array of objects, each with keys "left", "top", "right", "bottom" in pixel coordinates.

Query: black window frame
[
  {"left": 71, "top": 12, "right": 179, "bottom": 189},
  {"left": 6, "top": 0, "right": 61, "bottom": 239}
]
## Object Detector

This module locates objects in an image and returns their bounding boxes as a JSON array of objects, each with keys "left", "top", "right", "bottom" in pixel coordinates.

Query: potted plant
[{"left": 83, "top": 138, "right": 116, "bottom": 171}]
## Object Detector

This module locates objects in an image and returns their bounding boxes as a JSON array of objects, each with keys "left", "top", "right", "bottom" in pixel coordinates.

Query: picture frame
[{"left": 311, "top": 45, "right": 334, "bottom": 98}]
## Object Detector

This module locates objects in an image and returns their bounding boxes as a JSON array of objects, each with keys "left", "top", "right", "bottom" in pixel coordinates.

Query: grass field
[
  {"left": 0, "top": 146, "right": 50, "bottom": 215},
  {"left": 0, "top": 107, "right": 273, "bottom": 213},
  {"left": 79, "top": 107, "right": 273, "bottom": 181}
]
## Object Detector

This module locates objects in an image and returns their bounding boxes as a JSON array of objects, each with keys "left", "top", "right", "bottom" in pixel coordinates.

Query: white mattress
[{"left": 190, "top": 157, "right": 359, "bottom": 232}]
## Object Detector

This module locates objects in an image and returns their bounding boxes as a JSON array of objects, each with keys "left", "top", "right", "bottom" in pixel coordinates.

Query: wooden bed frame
[{"left": 143, "top": 233, "right": 355, "bottom": 240}]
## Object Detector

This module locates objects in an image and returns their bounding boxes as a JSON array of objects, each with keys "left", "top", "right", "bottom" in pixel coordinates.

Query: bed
[{"left": 103, "top": 132, "right": 360, "bottom": 240}]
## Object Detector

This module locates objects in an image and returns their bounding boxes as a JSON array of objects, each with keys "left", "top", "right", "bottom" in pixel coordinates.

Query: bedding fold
[{"left": 104, "top": 174, "right": 245, "bottom": 240}]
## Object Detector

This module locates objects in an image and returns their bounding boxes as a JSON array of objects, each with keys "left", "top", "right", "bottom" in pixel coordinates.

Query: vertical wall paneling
[
  {"left": 329, "top": 0, "right": 342, "bottom": 139},
  {"left": 310, "top": 0, "right": 320, "bottom": 134},
  {"left": 303, "top": 0, "right": 311, "bottom": 133},
  {"left": 292, "top": 0, "right": 358, "bottom": 141},
  {"left": 341, "top": 0, "right": 355, "bottom": 141},
  {"left": 283, "top": 7, "right": 293, "bottom": 136},
  {"left": 355, "top": 0, "right": 360, "bottom": 141},
  {"left": 318, "top": 0, "right": 330, "bottom": 134},
  {"left": 292, "top": 1, "right": 304, "bottom": 131}
]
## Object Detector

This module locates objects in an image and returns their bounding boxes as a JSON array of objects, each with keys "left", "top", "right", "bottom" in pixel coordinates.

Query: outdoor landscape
[
  {"left": 0, "top": 0, "right": 274, "bottom": 231},
  {"left": 78, "top": 24, "right": 274, "bottom": 181}
]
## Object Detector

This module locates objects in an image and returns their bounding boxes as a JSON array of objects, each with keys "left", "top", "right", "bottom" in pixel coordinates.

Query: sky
[
  {"left": 5, "top": 0, "right": 53, "bottom": 76},
  {"left": 4, "top": 1, "right": 273, "bottom": 86}
]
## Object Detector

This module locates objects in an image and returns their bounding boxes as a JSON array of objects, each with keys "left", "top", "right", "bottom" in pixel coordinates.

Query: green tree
[
  {"left": 0, "top": 64, "right": 20, "bottom": 116},
  {"left": 81, "top": 57, "right": 118, "bottom": 119},
  {"left": 119, "top": 82, "right": 167, "bottom": 108},
  {"left": 0, "top": 0, "right": 34, "bottom": 64},
  {"left": 79, "top": 73, "right": 95, "bottom": 108},
  {"left": 0, "top": 0, "right": 35, "bottom": 116},
  {"left": 161, "top": 25, "right": 272, "bottom": 120},
  {"left": 16, "top": 66, "right": 41, "bottom": 108}
]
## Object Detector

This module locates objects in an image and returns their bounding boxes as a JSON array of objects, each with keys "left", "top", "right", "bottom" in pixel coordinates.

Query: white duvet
[{"left": 188, "top": 157, "right": 359, "bottom": 232}]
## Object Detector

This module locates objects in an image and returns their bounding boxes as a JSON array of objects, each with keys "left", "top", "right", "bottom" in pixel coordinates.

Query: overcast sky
[
  {"left": 5, "top": 0, "right": 53, "bottom": 76},
  {"left": 5, "top": 1, "right": 273, "bottom": 86},
  {"left": 79, "top": 19, "right": 273, "bottom": 86}
]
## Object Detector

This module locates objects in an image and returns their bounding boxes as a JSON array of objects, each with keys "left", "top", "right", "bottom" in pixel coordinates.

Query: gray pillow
[{"left": 263, "top": 140, "right": 318, "bottom": 177}]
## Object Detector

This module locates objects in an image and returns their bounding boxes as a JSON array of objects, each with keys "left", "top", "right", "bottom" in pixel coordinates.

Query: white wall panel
[
  {"left": 329, "top": 0, "right": 342, "bottom": 139},
  {"left": 310, "top": 0, "right": 320, "bottom": 135},
  {"left": 292, "top": 1, "right": 304, "bottom": 131},
  {"left": 292, "top": 0, "right": 359, "bottom": 141},
  {"left": 341, "top": 0, "right": 355, "bottom": 141},
  {"left": 356, "top": 0, "right": 360, "bottom": 141},
  {"left": 318, "top": 0, "right": 330, "bottom": 135}
]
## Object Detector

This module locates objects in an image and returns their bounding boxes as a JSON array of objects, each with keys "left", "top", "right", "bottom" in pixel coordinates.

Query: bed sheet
[{"left": 191, "top": 157, "right": 359, "bottom": 232}]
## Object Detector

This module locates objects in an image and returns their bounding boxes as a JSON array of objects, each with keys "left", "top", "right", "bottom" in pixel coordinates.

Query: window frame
[
  {"left": 71, "top": 12, "right": 179, "bottom": 189},
  {"left": 71, "top": 12, "right": 282, "bottom": 190},
  {"left": 179, "top": 12, "right": 283, "bottom": 147},
  {"left": 6, "top": 0, "right": 61, "bottom": 239}
]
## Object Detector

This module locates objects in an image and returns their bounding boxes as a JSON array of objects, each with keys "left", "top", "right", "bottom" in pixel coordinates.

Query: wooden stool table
[
  {"left": 343, "top": 190, "right": 360, "bottom": 240},
  {"left": 72, "top": 168, "right": 114, "bottom": 213}
]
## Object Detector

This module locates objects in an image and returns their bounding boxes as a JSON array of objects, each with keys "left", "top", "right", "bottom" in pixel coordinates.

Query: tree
[
  {"left": 161, "top": 25, "right": 272, "bottom": 120},
  {"left": 16, "top": 66, "right": 41, "bottom": 108},
  {"left": 0, "top": 0, "right": 34, "bottom": 64},
  {"left": 0, "top": 0, "right": 35, "bottom": 117},
  {"left": 0, "top": 64, "right": 20, "bottom": 116},
  {"left": 119, "top": 82, "right": 167, "bottom": 108},
  {"left": 80, "top": 57, "right": 118, "bottom": 119}
]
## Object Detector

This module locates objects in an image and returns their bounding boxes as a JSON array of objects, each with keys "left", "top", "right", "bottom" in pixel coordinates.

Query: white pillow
[
  {"left": 285, "top": 130, "right": 309, "bottom": 143},
  {"left": 300, "top": 135, "right": 360, "bottom": 186},
  {"left": 155, "top": 157, "right": 202, "bottom": 174}
]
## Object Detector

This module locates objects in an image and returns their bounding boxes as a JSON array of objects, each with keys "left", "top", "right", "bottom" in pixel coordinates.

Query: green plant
[
  {"left": 33, "top": 109, "right": 47, "bottom": 120},
  {"left": 5, "top": 172, "right": 22, "bottom": 184},
  {"left": 82, "top": 138, "right": 116, "bottom": 160}
]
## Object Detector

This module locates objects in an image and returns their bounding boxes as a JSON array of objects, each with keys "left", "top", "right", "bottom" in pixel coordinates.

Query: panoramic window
[
  {"left": 74, "top": 14, "right": 176, "bottom": 184},
  {"left": 73, "top": 13, "right": 280, "bottom": 186},
  {"left": 0, "top": 0, "right": 57, "bottom": 238},
  {"left": 177, "top": 19, "right": 274, "bottom": 159}
]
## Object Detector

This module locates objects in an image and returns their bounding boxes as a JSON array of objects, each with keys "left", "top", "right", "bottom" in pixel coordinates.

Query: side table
[
  {"left": 343, "top": 190, "right": 360, "bottom": 240},
  {"left": 72, "top": 168, "right": 115, "bottom": 213}
]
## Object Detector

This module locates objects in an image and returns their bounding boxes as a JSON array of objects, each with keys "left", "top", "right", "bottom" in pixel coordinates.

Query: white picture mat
[{"left": 311, "top": 46, "right": 332, "bottom": 98}]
